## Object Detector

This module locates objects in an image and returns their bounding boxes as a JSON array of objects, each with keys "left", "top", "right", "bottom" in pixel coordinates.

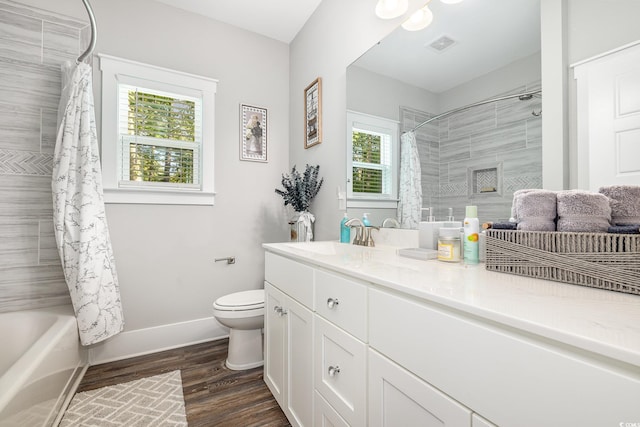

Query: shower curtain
[
  {"left": 52, "top": 61, "right": 124, "bottom": 346},
  {"left": 397, "top": 131, "right": 422, "bottom": 228}
]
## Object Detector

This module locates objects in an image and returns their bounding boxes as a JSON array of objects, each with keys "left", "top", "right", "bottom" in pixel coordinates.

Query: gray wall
[
  {"left": 1, "top": 0, "right": 290, "bottom": 360},
  {"left": 0, "top": 0, "right": 87, "bottom": 312}
]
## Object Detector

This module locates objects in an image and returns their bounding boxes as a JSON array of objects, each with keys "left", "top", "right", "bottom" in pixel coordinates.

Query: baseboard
[{"left": 88, "top": 316, "right": 228, "bottom": 365}]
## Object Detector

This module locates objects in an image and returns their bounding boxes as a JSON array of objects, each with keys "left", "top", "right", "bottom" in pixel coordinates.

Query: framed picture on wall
[
  {"left": 240, "top": 104, "right": 267, "bottom": 162},
  {"left": 304, "top": 77, "right": 322, "bottom": 148}
]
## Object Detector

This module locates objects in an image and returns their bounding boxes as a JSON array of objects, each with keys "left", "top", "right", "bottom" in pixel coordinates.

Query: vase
[{"left": 289, "top": 211, "right": 315, "bottom": 242}]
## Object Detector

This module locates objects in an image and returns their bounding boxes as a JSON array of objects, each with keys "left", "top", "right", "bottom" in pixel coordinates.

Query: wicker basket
[{"left": 484, "top": 230, "right": 640, "bottom": 296}]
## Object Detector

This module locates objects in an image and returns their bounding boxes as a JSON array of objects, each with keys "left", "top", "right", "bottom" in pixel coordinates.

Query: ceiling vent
[{"left": 427, "top": 35, "right": 456, "bottom": 52}]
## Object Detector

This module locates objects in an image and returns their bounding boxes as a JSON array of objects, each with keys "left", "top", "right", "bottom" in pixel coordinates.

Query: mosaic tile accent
[{"left": 0, "top": 149, "right": 53, "bottom": 175}]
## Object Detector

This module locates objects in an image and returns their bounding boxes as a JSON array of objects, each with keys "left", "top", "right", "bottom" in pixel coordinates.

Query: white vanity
[{"left": 262, "top": 241, "right": 640, "bottom": 427}]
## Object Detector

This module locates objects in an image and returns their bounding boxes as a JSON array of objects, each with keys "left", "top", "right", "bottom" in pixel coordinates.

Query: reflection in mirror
[{"left": 347, "top": 0, "right": 541, "bottom": 226}]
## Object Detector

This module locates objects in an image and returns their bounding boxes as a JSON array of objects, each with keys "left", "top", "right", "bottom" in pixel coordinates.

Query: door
[
  {"left": 286, "top": 296, "right": 313, "bottom": 427},
  {"left": 368, "top": 349, "right": 471, "bottom": 427},
  {"left": 575, "top": 42, "right": 640, "bottom": 189},
  {"left": 264, "top": 282, "right": 285, "bottom": 406}
]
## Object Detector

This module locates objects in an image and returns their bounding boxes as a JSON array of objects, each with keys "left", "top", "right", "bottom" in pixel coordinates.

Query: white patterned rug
[{"left": 60, "top": 370, "right": 188, "bottom": 427}]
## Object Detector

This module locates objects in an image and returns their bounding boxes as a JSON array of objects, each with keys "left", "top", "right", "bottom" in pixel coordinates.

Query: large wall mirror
[{"left": 347, "top": 0, "right": 541, "bottom": 226}]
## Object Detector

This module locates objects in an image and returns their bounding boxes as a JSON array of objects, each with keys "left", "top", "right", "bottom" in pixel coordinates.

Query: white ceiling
[
  {"left": 150, "top": 0, "right": 540, "bottom": 93},
  {"left": 353, "top": 0, "right": 541, "bottom": 93},
  {"left": 152, "top": 0, "right": 323, "bottom": 44}
]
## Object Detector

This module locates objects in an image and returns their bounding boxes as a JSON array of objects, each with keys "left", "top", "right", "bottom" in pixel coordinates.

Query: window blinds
[{"left": 118, "top": 84, "right": 202, "bottom": 188}]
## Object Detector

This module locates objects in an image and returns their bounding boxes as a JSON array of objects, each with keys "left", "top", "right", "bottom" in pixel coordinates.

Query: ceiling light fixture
[
  {"left": 375, "top": 0, "right": 409, "bottom": 19},
  {"left": 401, "top": 5, "right": 434, "bottom": 31}
]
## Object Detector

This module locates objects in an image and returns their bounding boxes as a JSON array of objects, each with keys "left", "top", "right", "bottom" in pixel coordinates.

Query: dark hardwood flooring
[{"left": 77, "top": 339, "right": 291, "bottom": 427}]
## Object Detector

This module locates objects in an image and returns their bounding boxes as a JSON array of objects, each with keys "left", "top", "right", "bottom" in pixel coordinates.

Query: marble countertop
[{"left": 263, "top": 241, "right": 640, "bottom": 367}]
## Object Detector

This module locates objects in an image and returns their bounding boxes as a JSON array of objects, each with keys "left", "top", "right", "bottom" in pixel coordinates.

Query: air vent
[{"left": 428, "top": 35, "right": 456, "bottom": 52}]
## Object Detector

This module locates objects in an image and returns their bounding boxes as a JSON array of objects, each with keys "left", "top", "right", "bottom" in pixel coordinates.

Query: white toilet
[{"left": 212, "top": 289, "right": 265, "bottom": 370}]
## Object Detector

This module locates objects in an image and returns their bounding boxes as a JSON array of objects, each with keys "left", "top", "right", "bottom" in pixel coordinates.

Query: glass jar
[{"left": 437, "top": 227, "right": 461, "bottom": 262}]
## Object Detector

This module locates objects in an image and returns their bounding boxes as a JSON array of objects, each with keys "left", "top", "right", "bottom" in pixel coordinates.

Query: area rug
[{"left": 60, "top": 370, "right": 188, "bottom": 427}]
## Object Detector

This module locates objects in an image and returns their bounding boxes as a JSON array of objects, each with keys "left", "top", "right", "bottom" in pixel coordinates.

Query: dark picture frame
[{"left": 304, "top": 77, "right": 322, "bottom": 148}]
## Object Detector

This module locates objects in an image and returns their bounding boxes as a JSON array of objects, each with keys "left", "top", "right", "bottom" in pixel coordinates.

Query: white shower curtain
[
  {"left": 52, "top": 62, "right": 124, "bottom": 346},
  {"left": 397, "top": 131, "right": 422, "bottom": 229}
]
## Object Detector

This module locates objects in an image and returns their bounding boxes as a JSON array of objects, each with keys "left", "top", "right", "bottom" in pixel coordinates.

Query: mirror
[{"left": 347, "top": 0, "right": 541, "bottom": 226}]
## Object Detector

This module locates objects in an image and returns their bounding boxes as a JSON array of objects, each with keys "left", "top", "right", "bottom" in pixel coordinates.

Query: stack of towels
[{"left": 509, "top": 185, "right": 640, "bottom": 233}]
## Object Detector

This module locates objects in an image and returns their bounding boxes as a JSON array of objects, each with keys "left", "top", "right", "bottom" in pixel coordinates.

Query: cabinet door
[
  {"left": 315, "top": 315, "right": 367, "bottom": 427},
  {"left": 472, "top": 414, "right": 497, "bottom": 427},
  {"left": 368, "top": 349, "right": 471, "bottom": 427},
  {"left": 264, "top": 282, "right": 286, "bottom": 406},
  {"left": 286, "top": 296, "right": 314, "bottom": 427},
  {"left": 314, "top": 390, "right": 350, "bottom": 427}
]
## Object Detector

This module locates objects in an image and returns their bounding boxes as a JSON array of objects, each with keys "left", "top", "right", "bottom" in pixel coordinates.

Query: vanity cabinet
[
  {"left": 264, "top": 247, "right": 640, "bottom": 427},
  {"left": 264, "top": 253, "right": 314, "bottom": 427}
]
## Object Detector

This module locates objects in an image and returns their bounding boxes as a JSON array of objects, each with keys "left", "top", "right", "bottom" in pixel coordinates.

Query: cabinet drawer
[
  {"left": 368, "top": 348, "right": 471, "bottom": 427},
  {"left": 315, "top": 269, "right": 367, "bottom": 341},
  {"left": 315, "top": 315, "right": 367, "bottom": 427},
  {"left": 369, "top": 289, "right": 640, "bottom": 427},
  {"left": 265, "top": 252, "right": 313, "bottom": 309}
]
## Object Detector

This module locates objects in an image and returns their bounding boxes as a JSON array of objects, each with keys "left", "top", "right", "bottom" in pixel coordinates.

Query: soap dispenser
[
  {"left": 362, "top": 213, "right": 371, "bottom": 226},
  {"left": 340, "top": 212, "right": 351, "bottom": 243}
]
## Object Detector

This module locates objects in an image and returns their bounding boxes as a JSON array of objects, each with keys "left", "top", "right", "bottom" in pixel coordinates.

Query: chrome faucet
[
  {"left": 345, "top": 218, "right": 364, "bottom": 245},
  {"left": 344, "top": 218, "right": 379, "bottom": 247}
]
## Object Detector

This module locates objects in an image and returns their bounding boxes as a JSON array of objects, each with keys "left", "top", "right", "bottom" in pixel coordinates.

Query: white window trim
[
  {"left": 99, "top": 54, "right": 217, "bottom": 205},
  {"left": 346, "top": 110, "right": 399, "bottom": 209}
]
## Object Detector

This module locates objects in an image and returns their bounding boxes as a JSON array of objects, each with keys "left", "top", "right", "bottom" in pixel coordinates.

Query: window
[
  {"left": 346, "top": 111, "right": 399, "bottom": 208},
  {"left": 99, "top": 54, "right": 217, "bottom": 205}
]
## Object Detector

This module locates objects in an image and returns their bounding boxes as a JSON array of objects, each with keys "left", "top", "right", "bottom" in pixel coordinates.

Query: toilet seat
[{"left": 213, "top": 289, "right": 264, "bottom": 312}]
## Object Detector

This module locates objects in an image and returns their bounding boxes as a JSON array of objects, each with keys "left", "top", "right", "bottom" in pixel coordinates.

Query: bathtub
[{"left": 0, "top": 306, "right": 87, "bottom": 427}]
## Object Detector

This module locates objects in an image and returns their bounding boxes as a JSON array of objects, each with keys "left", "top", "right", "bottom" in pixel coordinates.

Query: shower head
[{"left": 518, "top": 94, "right": 534, "bottom": 101}]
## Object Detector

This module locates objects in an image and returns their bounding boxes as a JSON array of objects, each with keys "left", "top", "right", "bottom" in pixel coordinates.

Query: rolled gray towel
[
  {"left": 598, "top": 185, "right": 640, "bottom": 225},
  {"left": 515, "top": 190, "right": 557, "bottom": 231},
  {"left": 556, "top": 190, "right": 611, "bottom": 232},
  {"left": 511, "top": 188, "right": 538, "bottom": 221}
]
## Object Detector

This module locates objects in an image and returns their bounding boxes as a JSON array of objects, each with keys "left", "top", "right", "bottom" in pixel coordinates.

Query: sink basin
[{"left": 282, "top": 241, "right": 340, "bottom": 255}]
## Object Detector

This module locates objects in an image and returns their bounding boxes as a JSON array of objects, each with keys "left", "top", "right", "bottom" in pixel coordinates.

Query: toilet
[{"left": 212, "top": 289, "right": 265, "bottom": 370}]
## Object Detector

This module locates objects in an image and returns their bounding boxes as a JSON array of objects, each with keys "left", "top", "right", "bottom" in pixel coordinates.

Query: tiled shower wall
[
  {"left": 401, "top": 82, "right": 542, "bottom": 224},
  {"left": 0, "top": 0, "right": 87, "bottom": 312}
]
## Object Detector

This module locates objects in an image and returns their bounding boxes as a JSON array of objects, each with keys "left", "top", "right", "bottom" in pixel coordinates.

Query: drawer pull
[
  {"left": 327, "top": 298, "right": 340, "bottom": 309},
  {"left": 328, "top": 365, "right": 341, "bottom": 377}
]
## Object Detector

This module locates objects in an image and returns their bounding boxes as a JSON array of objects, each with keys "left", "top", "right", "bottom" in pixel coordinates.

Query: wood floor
[{"left": 77, "top": 339, "right": 291, "bottom": 427}]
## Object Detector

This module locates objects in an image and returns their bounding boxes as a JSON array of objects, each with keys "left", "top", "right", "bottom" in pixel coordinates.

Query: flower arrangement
[{"left": 275, "top": 164, "right": 324, "bottom": 213}]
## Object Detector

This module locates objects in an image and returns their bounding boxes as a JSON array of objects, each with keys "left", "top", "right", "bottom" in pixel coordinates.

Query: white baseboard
[{"left": 88, "top": 316, "right": 228, "bottom": 365}]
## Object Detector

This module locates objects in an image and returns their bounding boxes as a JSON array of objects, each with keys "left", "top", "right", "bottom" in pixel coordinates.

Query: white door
[
  {"left": 264, "top": 283, "right": 285, "bottom": 406},
  {"left": 575, "top": 42, "right": 640, "bottom": 190},
  {"left": 286, "top": 296, "right": 314, "bottom": 427},
  {"left": 368, "top": 349, "right": 472, "bottom": 427}
]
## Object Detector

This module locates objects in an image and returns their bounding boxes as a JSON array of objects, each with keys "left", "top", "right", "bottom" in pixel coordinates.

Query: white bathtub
[{"left": 0, "top": 306, "right": 86, "bottom": 427}]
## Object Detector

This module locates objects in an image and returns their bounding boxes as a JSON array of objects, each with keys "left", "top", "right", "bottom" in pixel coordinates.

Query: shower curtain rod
[
  {"left": 77, "top": 0, "right": 97, "bottom": 63},
  {"left": 407, "top": 89, "right": 542, "bottom": 134}
]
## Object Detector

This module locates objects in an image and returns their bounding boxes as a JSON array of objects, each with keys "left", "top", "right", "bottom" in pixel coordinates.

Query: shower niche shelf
[{"left": 467, "top": 163, "right": 502, "bottom": 198}]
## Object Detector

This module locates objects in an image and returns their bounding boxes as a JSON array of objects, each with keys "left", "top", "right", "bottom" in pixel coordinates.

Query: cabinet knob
[
  {"left": 274, "top": 306, "right": 288, "bottom": 316},
  {"left": 326, "top": 298, "right": 340, "bottom": 309},
  {"left": 328, "top": 365, "right": 341, "bottom": 377}
]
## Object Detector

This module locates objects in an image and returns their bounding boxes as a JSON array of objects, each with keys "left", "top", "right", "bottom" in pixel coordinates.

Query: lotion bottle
[
  {"left": 463, "top": 205, "right": 480, "bottom": 265},
  {"left": 340, "top": 212, "right": 351, "bottom": 243}
]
